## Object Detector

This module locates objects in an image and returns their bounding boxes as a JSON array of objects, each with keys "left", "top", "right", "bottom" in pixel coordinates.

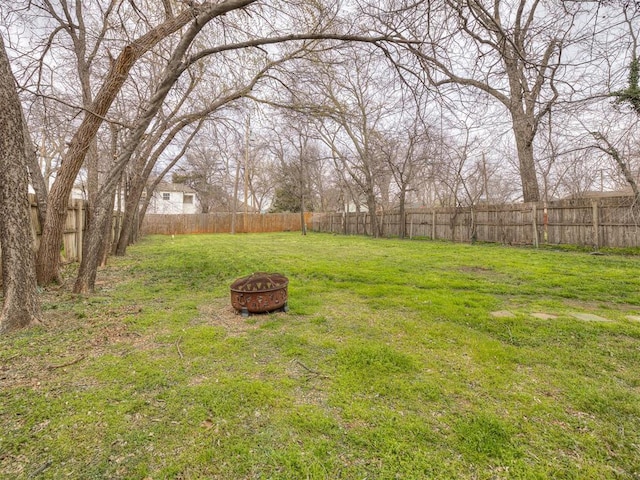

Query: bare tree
[
  {"left": 74, "top": 1, "right": 268, "bottom": 293},
  {"left": 34, "top": 0, "right": 254, "bottom": 286},
  {"left": 377, "top": 0, "right": 595, "bottom": 202},
  {"left": 593, "top": 5, "right": 640, "bottom": 202},
  {"left": 173, "top": 122, "right": 247, "bottom": 217},
  {"left": 244, "top": 144, "right": 275, "bottom": 213},
  {"left": 114, "top": 73, "right": 225, "bottom": 254},
  {"left": 14, "top": 0, "right": 408, "bottom": 287},
  {"left": 306, "top": 49, "right": 396, "bottom": 237},
  {"left": 379, "top": 112, "right": 436, "bottom": 238},
  {"left": 174, "top": 135, "right": 230, "bottom": 214},
  {"left": 592, "top": 130, "right": 640, "bottom": 202},
  {"left": 76, "top": 3, "right": 362, "bottom": 291},
  {"left": 265, "top": 117, "right": 324, "bottom": 233}
]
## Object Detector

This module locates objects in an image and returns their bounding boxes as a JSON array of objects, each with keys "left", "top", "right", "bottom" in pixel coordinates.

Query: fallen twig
[
  {"left": 28, "top": 459, "right": 52, "bottom": 478},
  {"left": 4, "top": 353, "right": 20, "bottom": 363},
  {"left": 47, "top": 355, "right": 85, "bottom": 370},
  {"left": 175, "top": 336, "right": 184, "bottom": 359},
  {"left": 293, "top": 359, "right": 329, "bottom": 379}
]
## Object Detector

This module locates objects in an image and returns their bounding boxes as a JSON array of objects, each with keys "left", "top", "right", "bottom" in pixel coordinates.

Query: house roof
[
  {"left": 154, "top": 181, "right": 197, "bottom": 194},
  {"left": 562, "top": 187, "right": 635, "bottom": 200}
]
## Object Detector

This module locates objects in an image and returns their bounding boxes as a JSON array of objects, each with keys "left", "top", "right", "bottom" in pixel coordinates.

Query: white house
[{"left": 146, "top": 182, "right": 200, "bottom": 214}]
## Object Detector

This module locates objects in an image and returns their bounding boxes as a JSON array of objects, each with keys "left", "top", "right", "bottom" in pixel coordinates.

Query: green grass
[{"left": 2, "top": 232, "right": 640, "bottom": 479}]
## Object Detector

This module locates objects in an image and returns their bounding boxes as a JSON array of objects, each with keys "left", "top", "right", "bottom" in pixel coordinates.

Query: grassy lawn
[{"left": 2, "top": 232, "right": 640, "bottom": 479}]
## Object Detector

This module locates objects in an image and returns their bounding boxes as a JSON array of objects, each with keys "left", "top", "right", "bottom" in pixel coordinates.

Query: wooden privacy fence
[
  {"left": 27, "top": 195, "right": 87, "bottom": 262},
  {"left": 0, "top": 195, "right": 85, "bottom": 272},
  {"left": 14, "top": 201, "right": 309, "bottom": 266},
  {"left": 12, "top": 195, "right": 638, "bottom": 268},
  {"left": 10, "top": 199, "right": 307, "bottom": 267},
  {"left": 311, "top": 196, "right": 640, "bottom": 249},
  {"left": 142, "top": 212, "right": 312, "bottom": 235}
]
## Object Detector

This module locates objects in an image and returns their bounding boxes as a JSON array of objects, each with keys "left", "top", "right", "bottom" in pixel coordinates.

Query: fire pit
[{"left": 230, "top": 272, "right": 289, "bottom": 317}]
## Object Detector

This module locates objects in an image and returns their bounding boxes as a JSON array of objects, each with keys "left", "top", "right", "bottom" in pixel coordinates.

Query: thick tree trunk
[
  {"left": 0, "top": 37, "right": 41, "bottom": 333},
  {"left": 131, "top": 208, "right": 140, "bottom": 244},
  {"left": 512, "top": 116, "right": 540, "bottom": 203}
]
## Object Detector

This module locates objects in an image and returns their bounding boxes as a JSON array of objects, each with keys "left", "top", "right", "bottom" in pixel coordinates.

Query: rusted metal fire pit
[{"left": 230, "top": 272, "right": 289, "bottom": 317}]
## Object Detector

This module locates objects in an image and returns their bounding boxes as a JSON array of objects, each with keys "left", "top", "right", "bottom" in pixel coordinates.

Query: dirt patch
[
  {"left": 562, "top": 298, "right": 639, "bottom": 312},
  {"left": 197, "top": 299, "right": 262, "bottom": 336},
  {"left": 458, "top": 266, "right": 514, "bottom": 283},
  {"left": 570, "top": 312, "right": 613, "bottom": 322},
  {"left": 197, "top": 297, "right": 292, "bottom": 337},
  {"left": 490, "top": 310, "right": 516, "bottom": 318}
]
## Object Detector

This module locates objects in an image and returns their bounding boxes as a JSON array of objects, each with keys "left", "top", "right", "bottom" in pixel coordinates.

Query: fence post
[
  {"left": 386, "top": 211, "right": 390, "bottom": 237},
  {"left": 431, "top": 210, "right": 436, "bottom": 239},
  {"left": 543, "top": 203, "right": 548, "bottom": 244},
  {"left": 75, "top": 200, "right": 84, "bottom": 262},
  {"left": 532, "top": 203, "right": 539, "bottom": 248},
  {"left": 592, "top": 200, "right": 599, "bottom": 250}
]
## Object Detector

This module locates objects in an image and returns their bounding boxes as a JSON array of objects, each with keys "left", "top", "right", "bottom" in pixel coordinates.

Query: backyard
[{"left": 1, "top": 233, "right": 640, "bottom": 479}]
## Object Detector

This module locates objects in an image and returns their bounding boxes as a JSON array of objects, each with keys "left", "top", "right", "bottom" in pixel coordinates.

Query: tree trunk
[
  {"left": 115, "top": 122, "right": 199, "bottom": 254},
  {"left": 86, "top": 139, "right": 100, "bottom": 206},
  {"left": 0, "top": 36, "right": 41, "bottom": 333},
  {"left": 74, "top": 191, "right": 116, "bottom": 294},
  {"left": 115, "top": 174, "right": 146, "bottom": 255},
  {"left": 115, "top": 117, "right": 204, "bottom": 255},
  {"left": 101, "top": 188, "right": 118, "bottom": 265},
  {"left": 137, "top": 171, "right": 176, "bottom": 236},
  {"left": 366, "top": 191, "right": 379, "bottom": 238},
  {"left": 300, "top": 193, "right": 307, "bottom": 235},
  {"left": 110, "top": 169, "right": 123, "bottom": 257},
  {"left": 131, "top": 208, "right": 140, "bottom": 244},
  {"left": 512, "top": 115, "right": 540, "bottom": 202},
  {"left": 137, "top": 195, "right": 152, "bottom": 237},
  {"left": 398, "top": 186, "right": 406, "bottom": 239},
  {"left": 231, "top": 160, "right": 241, "bottom": 234}
]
